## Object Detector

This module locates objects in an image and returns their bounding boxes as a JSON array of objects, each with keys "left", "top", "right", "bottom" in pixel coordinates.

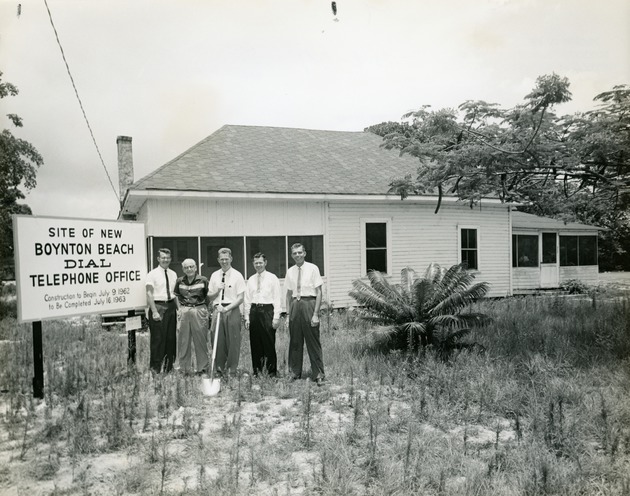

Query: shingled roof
[
  {"left": 512, "top": 211, "right": 604, "bottom": 231},
  {"left": 131, "top": 125, "right": 419, "bottom": 195}
]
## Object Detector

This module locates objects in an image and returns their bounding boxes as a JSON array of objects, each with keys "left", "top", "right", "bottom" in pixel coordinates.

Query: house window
[
  {"left": 542, "top": 233, "right": 557, "bottom": 264},
  {"left": 246, "top": 236, "right": 286, "bottom": 279},
  {"left": 200, "top": 237, "right": 245, "bottom": 278},
  {"left": 560, "top": 235, "right": 597, "bottom": 266},
  {"left": 512, "top": 235, "right": 539, "bottom": 267},
  {"left": 578, "top": 236, "right": 597, "bottom": 265},
  {"left": 287, "top": 236, "right": 325, "bottom": 276},
  {"left": 460, "top": 228, "right": 478, "bottom": 270},
  {"left": 151, "top": 237, "right": 198, "bottom": 277},
  {"left": 361, "top": 220, "right": 389, "bottom": 275}
]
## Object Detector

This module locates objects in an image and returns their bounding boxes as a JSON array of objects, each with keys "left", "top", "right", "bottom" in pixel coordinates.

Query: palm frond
[
  {"left": 433, "top": 326, "right": 471, "bottom": 344},
  {"left": 363, "top": 324, "right": 399, "bottom": 345},
  {"left": 367, "top": 271, "right": 409, "bottom": 308},
  {"left": 431, "top": 281, "right": 490, "bottom": 315},
  {"left": 399, "top": 321, "right": 426, "bottom": 336},
  {"left": 350, "top": 277, "right": 416, "bottom": 325},
  {"left": 413, "top": 278, "right": 434, "bottom": 313},
  {"left": 349, "top": 279, "right": 400, "bottom": 321},
  {"left": 400, "top": 266, "right": 417, "bottom": 300},
  {"left": 348, "top": 262, "right": 491, "bottom": 355},
  {"left": 428, "top": 264, "right": 476, "bottom": 307},
  {"left": 423, "top": 262, "right": 445, "bottom": 283},
  {"left": 429, "top": 313, "right": 491, "bottom": 330}
]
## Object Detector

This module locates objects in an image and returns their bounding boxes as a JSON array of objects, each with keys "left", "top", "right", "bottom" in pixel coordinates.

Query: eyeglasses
[{"left": 183, "top": 266, "right": 196, "bottom": 269}]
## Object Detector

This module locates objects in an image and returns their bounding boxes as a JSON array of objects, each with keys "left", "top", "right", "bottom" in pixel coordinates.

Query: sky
[{"left": 1, "top": 0, "right": 629, "bottom": 220}]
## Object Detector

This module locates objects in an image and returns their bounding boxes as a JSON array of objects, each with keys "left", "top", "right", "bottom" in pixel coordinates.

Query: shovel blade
[{"left": 201, "top": 377, "right": 221, "bottom": 396}]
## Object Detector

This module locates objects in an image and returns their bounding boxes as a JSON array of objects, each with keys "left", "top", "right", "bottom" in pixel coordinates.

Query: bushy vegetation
[
  {"left": 349, "top": 263, "right": 490, "bottom": 355},
  {"left": 0, "top": 282, "right": 17, "bottom": 322},
  {"left": 560, "top": 278, "right": 590, "bottom": 295},
  {"left": 0, "top": 292, "right": 629, "bottom": 494}
]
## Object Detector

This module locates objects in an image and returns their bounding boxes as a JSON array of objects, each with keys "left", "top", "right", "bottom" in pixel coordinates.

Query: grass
[{"left": 0, "top": 291, "right": 629, "bottom": 494}]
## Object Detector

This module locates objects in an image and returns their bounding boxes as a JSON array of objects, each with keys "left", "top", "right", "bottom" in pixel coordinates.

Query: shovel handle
[{"left": 209, "top": 306, "right": 221, "bottom": 380}]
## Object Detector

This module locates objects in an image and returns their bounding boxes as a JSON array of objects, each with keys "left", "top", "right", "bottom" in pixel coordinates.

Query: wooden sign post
[
  {"left": 32, "top": 321, "right": 44, "bottom": 399},
  {"left": 127, "top": 309, "right": 137, "bottom": 365}
]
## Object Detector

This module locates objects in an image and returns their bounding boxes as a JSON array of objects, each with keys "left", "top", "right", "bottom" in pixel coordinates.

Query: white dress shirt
[
  {"left": 208, "top": 267, "right": 246, "bottom": 305},
  {"left": 244, "top": 270, "right": 282, "bottom": 320},
  {"left": 146, "top": 266, "right": 178, "bottom": 301},
  {"left": 284, "top": 261, "right": 322, "bottom": 298}
]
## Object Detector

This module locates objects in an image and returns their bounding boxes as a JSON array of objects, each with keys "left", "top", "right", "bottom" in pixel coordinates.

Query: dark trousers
[
  {"left": 249, "top": 304, "right": 277, "bottom": 376},
  {"left": 288, "top": 298, "right": 325, "bottom": 380},
  {"left": 148, "top": 300, "right": 177, "bottom": 373}
]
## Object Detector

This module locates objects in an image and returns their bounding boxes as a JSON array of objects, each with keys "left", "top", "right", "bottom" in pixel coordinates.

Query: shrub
[
  {"left": 1, "top": 281, "right": 16, "bottom": 297},
  {"left": 560, "top": 279, "right": 589, "bottom": 294},
  {"left": 348, "top": 263, "right": 491, "bottom": 355},
  {"left": 0, "top": 298, "right": 17, "bottom": 321}
]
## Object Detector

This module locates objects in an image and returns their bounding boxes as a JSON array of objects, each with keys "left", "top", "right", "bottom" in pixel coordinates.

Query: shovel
[
  {"left": 201, "top": 312, "right": 221, "bottom": 396},
  {"left": 202, "top": 271, "right": 225, "bottom": 396}
]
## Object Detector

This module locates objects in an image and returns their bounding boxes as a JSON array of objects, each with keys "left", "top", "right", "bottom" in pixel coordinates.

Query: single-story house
[{"left": 117, "top": 125, "right": 601, "bottom": 307}]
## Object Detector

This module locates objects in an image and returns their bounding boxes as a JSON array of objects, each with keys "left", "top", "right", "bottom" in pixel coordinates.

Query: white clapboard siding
[
  {"left": 512, "top": 268, "right": 541, "bottom": 290},
  {"left": 327, "top": 201, "right": 512, "bottom": 307},
  {"left": 143, "top": 198, "right": 325, "bottom": 236},
  {"left": 560, "top": 266, "right": 599, "bottom": 286}
]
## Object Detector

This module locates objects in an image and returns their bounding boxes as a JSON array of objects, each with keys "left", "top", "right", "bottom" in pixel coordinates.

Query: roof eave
[{"left": 121, "top": 188, "right": 519, "bottom": 216}]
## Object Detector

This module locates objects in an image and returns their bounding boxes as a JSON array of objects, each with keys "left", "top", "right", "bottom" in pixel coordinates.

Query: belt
[
  {"left": 181, "top": 303, "right": 207, "bottom": 308},
  {"left": 214, "top": 303, "right": 232, "bottom": 307},
  {"left": 252, "top": 303, "right": 273, "bottom": 308},
  {"left": 154, "top": 299, "right": 175, "bottom": 304},
  {"left": 293, "top": 296, "right": 316, "bottom": 300}
]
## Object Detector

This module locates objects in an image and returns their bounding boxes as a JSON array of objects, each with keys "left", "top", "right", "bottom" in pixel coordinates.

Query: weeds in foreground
[{"left": 0, "top": 295, "right": 629, "bottom": 494}]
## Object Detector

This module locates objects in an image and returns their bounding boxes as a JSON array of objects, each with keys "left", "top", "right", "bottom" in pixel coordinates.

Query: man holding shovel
[{"left": 208, "top": 248, "right": 246, "bottom": 377}]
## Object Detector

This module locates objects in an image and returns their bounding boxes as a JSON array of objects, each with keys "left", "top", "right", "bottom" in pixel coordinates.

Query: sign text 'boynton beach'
[{"left": 31, "top": 226, "right": 140, "bottom": 287}]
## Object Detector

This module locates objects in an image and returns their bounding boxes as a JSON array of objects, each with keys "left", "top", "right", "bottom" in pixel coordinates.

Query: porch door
[{"left": 540, "top": 232, "right": 559, "bottom": 288}]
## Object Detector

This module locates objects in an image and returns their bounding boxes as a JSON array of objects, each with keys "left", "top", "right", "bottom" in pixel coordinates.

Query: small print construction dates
[{"left": 112, "top": 287, "right": 130, "bottom": 303}]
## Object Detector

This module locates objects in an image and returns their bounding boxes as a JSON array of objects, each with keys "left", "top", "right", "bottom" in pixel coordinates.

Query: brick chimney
[{"left": 117, "top": 136, "right": 133, "bottom": 209}]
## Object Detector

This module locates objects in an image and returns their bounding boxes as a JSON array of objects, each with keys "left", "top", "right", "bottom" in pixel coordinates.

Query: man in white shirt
[
  {"left": 145, "top": 248, "right": 178, "bottom": 374},
  {"left": 284, "top": 243, "right": 326, "bottom": 385},
  {"left": 244, "top": 253, "right": 282, "bottom": 377},
  {"left": 208, "top": 247, "right": 246, "bottom": 377}
]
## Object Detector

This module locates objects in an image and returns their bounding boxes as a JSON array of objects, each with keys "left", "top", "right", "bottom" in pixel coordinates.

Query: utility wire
[{"left": 43, "top": 0, "right": 120, "bottom": 203}]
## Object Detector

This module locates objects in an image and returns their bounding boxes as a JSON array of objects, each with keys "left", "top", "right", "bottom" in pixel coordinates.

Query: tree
[
  {"left": 366, "top": 74, "right": 630, "bottom": 269},
  {"left": 0, "top": 71, "right": 43, "bottom": 279},
  {"left": 348, "top": 263, "right": 490, "bottom": 356}
]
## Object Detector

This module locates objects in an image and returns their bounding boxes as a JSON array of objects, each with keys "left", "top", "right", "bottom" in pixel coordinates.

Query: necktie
[
  {"left": 221, "top": 271, "right": 226, "bottom": 302},
  {"left": 296, "top": 266, "right": 302, "bottom": 300},
  {"left": 165, "top": 269, "right": 171, "bottom": 300},
  {"left": 257, "top": 273, "right": 262, "bottom": 293}
]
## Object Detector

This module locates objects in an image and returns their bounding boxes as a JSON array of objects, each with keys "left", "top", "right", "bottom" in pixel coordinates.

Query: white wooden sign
[
  {"left": 13, "top": 215, "right": 147, "bottom": 323},
  {"left": 125, "top": 315, "right": 143, "bottom": 332}
]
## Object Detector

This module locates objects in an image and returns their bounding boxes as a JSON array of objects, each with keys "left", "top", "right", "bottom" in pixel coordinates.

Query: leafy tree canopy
[
  {"left": 0, "top": 71, "right": 43, "bottom": 278},
  {"left": 366, "top": 74, "right": 630, "bottom": 270}
]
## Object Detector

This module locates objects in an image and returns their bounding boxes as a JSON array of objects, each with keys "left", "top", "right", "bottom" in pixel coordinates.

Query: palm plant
[{"left": 348, "top": 263, "right": 491, "bottom": 354}]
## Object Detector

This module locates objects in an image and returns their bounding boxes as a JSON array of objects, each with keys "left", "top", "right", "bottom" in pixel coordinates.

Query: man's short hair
[
  {"left": 158, "top": 248, "right": 171, "bottom": 257},
  {"left": 252, "top": 252, "right": 267, "bottom": 261},
  {"left": 291, "top": 243, "right": 305, "bottom": 253},
  {"left": 218, "top": 247, "right": 232, "bottom": 257},
  {"left": 182, "top": 258, "right": 196, "bottom": 268}
]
